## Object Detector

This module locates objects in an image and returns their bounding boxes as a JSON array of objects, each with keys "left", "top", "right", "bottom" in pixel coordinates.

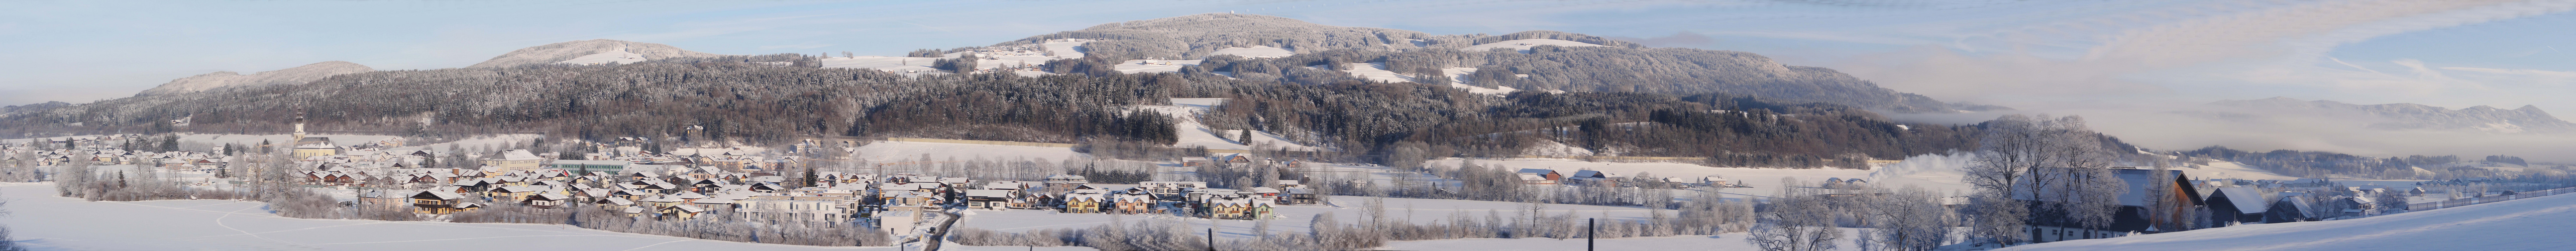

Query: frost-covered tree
[
  {"left": 1867, "top": 185, "right": 1956, "bottom": 251},
  {"left": 1747, "top": 178, "right": 1839, "bottom": 251}
]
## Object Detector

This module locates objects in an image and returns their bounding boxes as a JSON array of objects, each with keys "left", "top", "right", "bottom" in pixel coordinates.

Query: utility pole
[
  {"left": 1207, "top": 228, "right": 1217, "bottom": 251},
  {"left": 1587, "top": 218, "right": 1595, "bottom": 251}
]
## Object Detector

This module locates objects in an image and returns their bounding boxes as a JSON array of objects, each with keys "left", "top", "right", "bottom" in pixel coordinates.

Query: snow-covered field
[
  {"left": 1381, "top": 235, "right": 1737, "bottom": 250},
  {"left": 1340, "top": 63, "right": 1415, "bottom": 83},
  {"left": 956, "top": 196, "right": 1663, "bottom": 241},
  {"left": 1382, "top": 227, "right": 1879, "bottom": 250},
  {"left": 2006, "top": 185, "right": 2576, "bottom": 250},
  {"left": 1436, "top": 66, "right": 1521, "bottom": 95},
  {"left": 1210, "top": 46, "right": 1293, "bottom": 58},
  {"left": 849, "top": 141, "right": 1086, "bottom": 163},
  {"left": 0, "top": 183, "right": 902, "bottom": 250},
  {"left": 1428, "top": 158, "right": 1883, "bottom": 198},
  {"left": 1112, "top": 59, "right": 1200, "bottom": 74}
]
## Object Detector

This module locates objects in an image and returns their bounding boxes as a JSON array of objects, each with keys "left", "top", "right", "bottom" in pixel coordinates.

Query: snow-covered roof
[
  {"left": 2213, "top": 187, "right": 2268, "bottom": 214},
  {"left": 413, "top": 190, "right": 464, "bottom": 200},
  {"left": 498, "top": 150, "right": 542, "bottom": 161},
  {"left": 964, "top": 189, "right": 1012, "bottom": 198}
]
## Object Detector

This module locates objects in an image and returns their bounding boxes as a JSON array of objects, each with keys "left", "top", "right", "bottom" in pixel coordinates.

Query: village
[{"left": 0, "top": 105, "right": 2562, "bottom": 251}]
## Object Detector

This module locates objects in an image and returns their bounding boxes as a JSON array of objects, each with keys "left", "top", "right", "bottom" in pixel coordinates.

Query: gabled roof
[
  {"left": 1516, "top": 168, "right": 1557, "bottom": 175},
  {"left": 412, "top": 190, "right": 465, "bottom": 200},
  {"left": 2212, "top": 187, "right": 2269, "bottom": 214},
  {"left": 964, "top": 189, "right": 1012, "bottom": 198}
]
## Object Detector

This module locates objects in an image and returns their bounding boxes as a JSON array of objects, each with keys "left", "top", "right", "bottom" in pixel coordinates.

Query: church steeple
[{"left": 292, "top": 111, "right": 307, "bottom": 143}]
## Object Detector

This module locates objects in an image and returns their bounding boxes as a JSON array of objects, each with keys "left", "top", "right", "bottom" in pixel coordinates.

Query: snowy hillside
[
  {"left": 1132, "top": 98, "right": 1322, "bottom": 151},
  {"left": 2007, "top": 187, "right": 2576, "bottom": 250},
  {"left": 822, "top": 39, "right": 1089, "bottom": 75},
  {"left": 467, "top": 39, "right": 718, "bottom": 68},
  {"left": 557, "top": 50, "right": 647, "bottom": 65},
  {"left": 135, "top": 61, "right": 374, "bottom": 96}
]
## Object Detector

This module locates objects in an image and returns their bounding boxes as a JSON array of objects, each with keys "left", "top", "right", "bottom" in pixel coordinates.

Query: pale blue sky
[{"left": 4, "top": 0, "right": 2571, "bottom": 116}]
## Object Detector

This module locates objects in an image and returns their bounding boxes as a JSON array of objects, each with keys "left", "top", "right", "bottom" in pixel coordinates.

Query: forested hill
[
  {"left": 0, "top": 52, "right": 2047, "bottom": 168},
  {"left": 1001, "top": 14, "right": 1989, "bottom": 113}
]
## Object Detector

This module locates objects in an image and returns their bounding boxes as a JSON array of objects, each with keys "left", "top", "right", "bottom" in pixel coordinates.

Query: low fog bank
[{"left": 1887, "top": 101, "right": 2576, "bottom": 163}]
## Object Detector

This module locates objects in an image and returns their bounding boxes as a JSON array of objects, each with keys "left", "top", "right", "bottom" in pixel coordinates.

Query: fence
[{"left": 2405, "top": 186, "right": 2576, "bottom": 211}]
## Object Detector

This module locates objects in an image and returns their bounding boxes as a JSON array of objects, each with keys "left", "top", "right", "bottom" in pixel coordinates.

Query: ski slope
[
  {"left": 1132, "top": 98, "right": 1322, "bottom": 151},
  {"left": 2006, "top": 187, "right": 2576, "bottom": 250}
]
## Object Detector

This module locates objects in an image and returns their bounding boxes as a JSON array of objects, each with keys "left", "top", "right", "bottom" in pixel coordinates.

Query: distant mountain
[
  {"left": 466, "top": 39, "right": 721, "bottom": 68},
  {"left": 999, "top": 14, "right": 1983, "bottom": 113},
  {"left": 1, "top": 101, "right": 70, "bottom": 115},
  {"left": 134, "top": 61, "right": 373, "bottom": 96},
  {"left": 2208, "top": 97, "right": 2574, "bottom": 134}
]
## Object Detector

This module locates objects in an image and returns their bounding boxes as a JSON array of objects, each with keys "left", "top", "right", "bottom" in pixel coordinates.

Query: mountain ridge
[
  {"left": 134, "top": 61, "right": 374, "bottom": 96},
  {"left": 1003, "top": 13, "right": 1982, "bottom": 112},
  {"left": 2208, "top": 97, "right": 2574, "bottom": 134}
]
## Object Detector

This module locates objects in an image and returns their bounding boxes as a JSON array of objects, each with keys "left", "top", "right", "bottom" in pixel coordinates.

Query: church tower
[{"left": 292, "top": 111, "right": 308, "bottom": 143}]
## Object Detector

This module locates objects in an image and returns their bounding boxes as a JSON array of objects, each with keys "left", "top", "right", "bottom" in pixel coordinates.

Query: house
[
  {"left": 1062, "top": 189, "right": 1108, "bottom": 213},
  {"left": 2015, "top": 168, "right": 2203, "bottom": 242},
  {"left": 1045, "top": 174, "right": 1090, "bottom": 192},
  {"left": 2266, "top": 196, "right": 2320, "bottom": 223},
  {"left": 2204, "top": 187, "right": 2269, "bottom": 225},
  {"left": 662, "top": 204, "right": 706, "bottom": 220},
  {"left": 1182, "top": 157, "right": 1213, "bottom": 167},
  {"left": 410, "top": 190, "right": 469, "bottom": 214},
  {"left": 1219, "top": 154, "right": 1254, "bottom": 166},
  {"left": 482, "top": 150, "right": 548, "bottom": 172},
  {"left": 738, "top": 195, "right": 857, "bottom": 222},
  {"left": 963, "top": 189, "right": 1014, "bottom": 210},
  {"left": 596, "top": 196, "right": 637, "bottom": 211},
  {"left": 486, "top": 185, "right": 538, "bottom": 203},
  {"left": 524, "top": 193, "right": 572, "bottom": 208},
  {"left": 1569, "top": 170, "right": 1624, "bottom": 187},
  {"left": 1516, "top": 169, "right": 1562, "bottom": 184},
  {"left": 1204, "top": 197, "right": 1274, "bottom": 220},
  {"left": 1285, "top": 188, "right": 1318, "bottom": 205},
  {"left": 1139, "top": 181, "right": 1207, "bottom": 197},
  {"left": 1111, "top": 189, "right": 1158, "bottom": 214}
]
